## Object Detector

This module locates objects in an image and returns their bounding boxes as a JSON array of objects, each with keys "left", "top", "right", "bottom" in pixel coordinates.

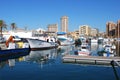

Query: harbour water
[{"left": 0, "top": 43, "right": 120, "bottom": 80}]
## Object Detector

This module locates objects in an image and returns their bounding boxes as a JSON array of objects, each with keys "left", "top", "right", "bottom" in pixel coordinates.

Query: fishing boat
[
  {"left": 74, "top": 43, "right": 91, "bottom": 56},
  {"left": 98, "top": 42, "right": 116, "bottom": 57},
  {"left": 103, "top": 44, "right": 116, "bottom": 57},
  {"left": 0, "top": 35, "right": 30, "bottom": 59},
  {"left": 27, "top": 38, "right": 58, "bottom": 50},
  {"left": 57, "top": 32, "right": 74, "bottom": 46}
]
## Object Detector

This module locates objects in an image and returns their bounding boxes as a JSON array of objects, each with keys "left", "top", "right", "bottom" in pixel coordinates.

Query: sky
[{"left": 0, "top": 0, "right": 120, "bottom": 32}]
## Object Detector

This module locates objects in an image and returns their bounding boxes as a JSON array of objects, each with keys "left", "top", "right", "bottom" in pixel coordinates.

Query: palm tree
[
  {"left": 11, "top": 23, "right": 17, "bottom": 30},
  {"left": 0, "top": 20, "right": 5, "bottom": 37},
  {"left": 2, "top": 24, "right": 7, "bottom": 31}
]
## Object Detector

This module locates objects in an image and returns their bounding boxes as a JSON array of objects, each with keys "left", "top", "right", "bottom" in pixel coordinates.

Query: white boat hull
[
  {"left": 75, "top": 43, "right": 91, "bottom": 56},
  {"left": 78, "top": 51, "right": 90, "bottom": 56},
  {"left": 91, "top": 39, "right": 98, "bottom": 43},
  {"left": 27, "top": 39, "right": 58, "bottom": 50},
  {"left": 59, "top": 41, "right": 74, "bottom": 46},
  {"left": 57, "top": 37, "right": 74, "bottom": 46}
]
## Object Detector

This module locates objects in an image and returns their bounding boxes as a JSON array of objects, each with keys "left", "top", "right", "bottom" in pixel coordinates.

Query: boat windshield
[
  {"left": 14, "top": 36, "right": 20, "bottom": 39},
  {"left": 81, "top": 47, "right": 87, "bottom": 49}
]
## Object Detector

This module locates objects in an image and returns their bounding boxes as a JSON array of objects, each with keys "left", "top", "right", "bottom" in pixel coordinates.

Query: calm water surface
[{"left": 0, "top": 43, "right": 120, "bottom": 80}]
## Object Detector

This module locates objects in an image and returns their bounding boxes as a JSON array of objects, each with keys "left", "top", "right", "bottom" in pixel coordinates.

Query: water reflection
[
  {"left": 90, "top": 43, "right": 99, "bottom": 56},
  {"left": 0, "top": 51, "right": 30, "bottom": 68},
  {"left": 60, "top": 42, "right": 120, "bottom": 57},
  {"left": 0, "top": 42, "right": 120, "bottom": 69},
  {"left": 0, "top": 48, "right": 58, "bottom": 69},
  {"left": 0, "top": 45, "right": 119, "bottom": 80},
  {"left": 24, "top": 48, "right": 58, "bottom": 64},
  {"left": 58, "top": 45, "right": 75, "bottom": 55},
  {"left": 90, "top": 43, "right": 98, "bottom": 51},
  {"left": 8, "top": 59, "right": 15, "bottom": 67}
]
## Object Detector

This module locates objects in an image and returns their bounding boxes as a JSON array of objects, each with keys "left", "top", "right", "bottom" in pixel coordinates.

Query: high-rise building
[
  {"left": 91, "top": 28, "right": 99, "bottom": 37},
  {"left": 47, "top": 24, "right": 58, "bottom": 33},
  {"left": 116, "top": 20, "right": 120, "bottom": 38},
  {"left": 79, "top": 25, "right": 91, "bottom": 36},
  {"left": 60, "top": 16, "right": 68, "bottom": 33},
  {"left": 106, "top": 22, "right": 116, "bottom": 37}
]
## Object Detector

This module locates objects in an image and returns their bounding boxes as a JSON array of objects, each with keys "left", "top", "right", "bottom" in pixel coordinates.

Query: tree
[
  {"left": 2, "top": 24, "right": 7, "bottom": 31},
  {"left": 0, "top": 20, "right": 6, "bottom": 37},
  {"left": 11, "top": 23, "right": 17, "bottom": 30}
]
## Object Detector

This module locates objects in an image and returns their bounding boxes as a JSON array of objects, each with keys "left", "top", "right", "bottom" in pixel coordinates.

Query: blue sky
[{"left": 0, "top": 0, "right": 120, "bottom": 32}]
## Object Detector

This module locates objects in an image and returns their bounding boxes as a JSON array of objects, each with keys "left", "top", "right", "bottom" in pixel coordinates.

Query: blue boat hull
[{"left": 0, "top": 48, "right": 30, "bottom": 61}]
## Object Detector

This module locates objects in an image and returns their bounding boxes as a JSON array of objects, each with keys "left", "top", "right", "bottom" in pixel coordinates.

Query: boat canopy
[{"left": 57, "top": 32, "right": 66, "bottom": 35}]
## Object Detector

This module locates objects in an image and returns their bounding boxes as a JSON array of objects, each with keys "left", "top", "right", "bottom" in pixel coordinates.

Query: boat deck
[{"left": 62, "top": 55, "right": 120, "bottom": 65}]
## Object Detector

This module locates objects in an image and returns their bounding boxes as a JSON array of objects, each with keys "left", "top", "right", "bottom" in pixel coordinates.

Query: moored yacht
[
  {"left": 97, "top": 42, "right": 116, "bottom": 57},
  {"left": 75, "top": 43, "right": 91, "bottom": 56},
  {"left": 57, "top": 32, "right": 74, "bottom": 46},
  {"left": 90, "top": 38, "right": 98, "bottom": 43},
  {"left": 27, "top": 38, "right": 58, "bottom": 50}
]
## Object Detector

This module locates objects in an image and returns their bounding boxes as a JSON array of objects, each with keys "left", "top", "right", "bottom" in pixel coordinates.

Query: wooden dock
[{"left": 62, "top": 55, "right": 120, "bottom": 65}]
